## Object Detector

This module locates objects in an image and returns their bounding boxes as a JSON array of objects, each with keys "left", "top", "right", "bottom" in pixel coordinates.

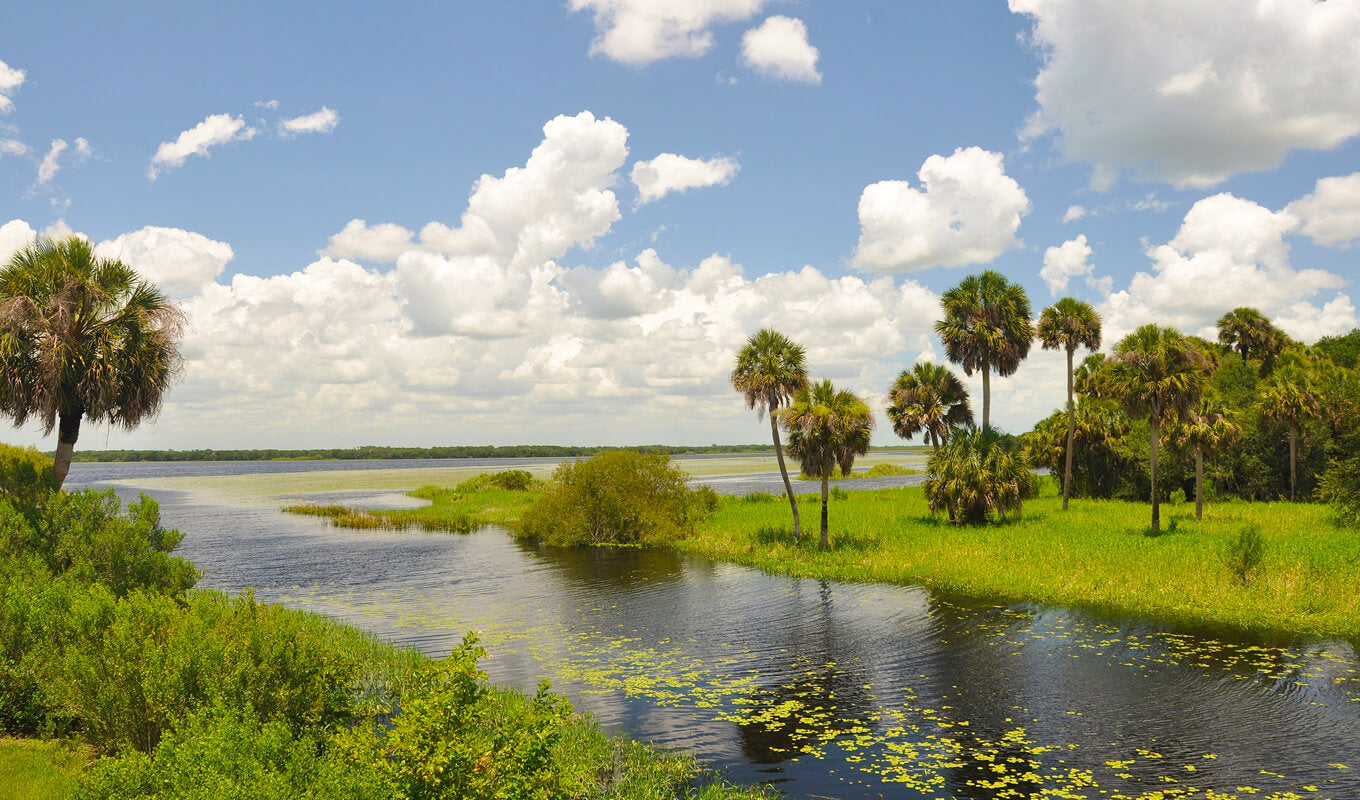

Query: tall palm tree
[
  {"left": 1105, "top": 325, "right": 1207, "bottom": 535},
  {"left": 935, "top": 270, "right": 1033, "bottom": 430},
  {"left": 1170, "top": 394, "right": 1240, "bottom": 519},
  {"left": 1256, "top": 363, "right": 1321, "bottom": 501},
  {"left": 1037, "top": 298, "right": 1102, "bottom": 510},
  {"left": 732, "top": 328, "right": 809, "bottom": 541},
  {"left": 885, "top": 362, "right": 973, "bottom": 450},
  {"left": 1217, "top": 307, "right": 1287, "bottom": 376},
  {"left": 781, "top": 379, "right": 873, "bottom": 549},
  {"left": 1, "top": 236, "right": 185, "bottom": 488}
]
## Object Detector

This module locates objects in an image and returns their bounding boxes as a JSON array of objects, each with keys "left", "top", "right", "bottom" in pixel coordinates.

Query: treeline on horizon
[{"left": 61, "top": 443, "right": 742, "bottom": 463}]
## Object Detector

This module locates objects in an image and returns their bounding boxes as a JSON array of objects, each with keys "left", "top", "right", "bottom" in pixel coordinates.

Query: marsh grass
[
  {"left": 284, "top": 474, "right": 542, "bottom": 534},
  {"left": 0, "top": 738, "right": 88, "bottom": 800},
  {"left": 679, "top": 480, "right": 1360, "bottom": 640}
]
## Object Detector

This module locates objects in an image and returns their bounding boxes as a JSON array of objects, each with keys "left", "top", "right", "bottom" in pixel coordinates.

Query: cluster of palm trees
[
  {"left": 0, "top": 236, "right": 184, "bottom": 488},
  {"left": 731, "top": 330, "right": 872, "bottom": 548},
  {"left": 735, "top": 266, "right": 1356, "bottom": 536}
]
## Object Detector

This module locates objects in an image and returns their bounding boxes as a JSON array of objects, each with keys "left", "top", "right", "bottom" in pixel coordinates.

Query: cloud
[
  {"left": 0, "top": 219, "right": 37, "bottom": 262},
  {"left": 280, "top": 106, "right": 340, "bottom": 137},
  {"left": 1039, "top": 234, "right": 1094, "bottom": 295},
  {"left": 148, "top": 113, "right": 257, "bottom": 179},
  {"left": 569, "top": 0, "right": 766, "bottom": 65},
  {"left": 852, "top": 146, "right": 1030, "bottom": 271},
  {"left": 1011, "top": 0, "right": 1360, "bottom": 188},
  {"left": 0, "top": 138, "right": 25, "bottom": 157},
  {"left": 0, "top": 58, "right": 23, "bottom": 114},
  {"left": 254, "top": 99, "right": 280, "bottom": 110},
  {"left": 631, "top": 153, "right": 739, "bottom": 204},
  {"left": 1062, "top": 205, "right": 1086, "bottom": 223},
  {"left": 1287, "top": 173, "right": 1360, "bottom": 249},
  {"left": 321, "top": 219, "right": 416, "bottom": 262},
  {"left": 36, "top": 139, "right": 68, "bottom": 184},
  {"left": 740, "top": 15, "right": 821, "bottom": 83},
  {"left": 1098, "top": 192, "right": 1355, "bottom": 344},
  {"left": 95, "top": 226, "right": 234, "bottom": 298}
]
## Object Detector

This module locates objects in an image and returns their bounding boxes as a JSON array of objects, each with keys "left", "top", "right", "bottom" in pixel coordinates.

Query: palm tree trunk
[
  {"left": 1195, "top": 446, "right": 1204, "bottom": 521},
  {"left": 981, "top": 358, "right": 991, "bottom": 430},
  {"left": 1149, "top": 417, "right": 1160, "bottom": 536},
  {"left": 771, "top": 415, "right": 802, "bottom": 542},
  {"left": 1289, "top": 423, "right": 1297, "bottom": 502},
  {"left": 53, "top": 410, "right": 83, "bottom": 489},
  {"left": 819, "top": 475, "right": 830, "bottom": 549},
  {"left": 1063, "top": 347, "right": 1075, "bottom": 510}
]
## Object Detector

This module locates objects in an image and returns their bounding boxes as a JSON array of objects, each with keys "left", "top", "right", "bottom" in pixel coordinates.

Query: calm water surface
[{"left": 70, "top": 460, "right": 1360, "bottom": 800}]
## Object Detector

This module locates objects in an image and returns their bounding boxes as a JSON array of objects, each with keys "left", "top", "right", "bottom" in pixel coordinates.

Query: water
[{"left": 69, "top": 460, "right": 1360, "bottom": 800}]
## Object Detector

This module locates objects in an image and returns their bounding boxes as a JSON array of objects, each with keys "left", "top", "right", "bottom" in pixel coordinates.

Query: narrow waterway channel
[{"left": 71, "top": 460, "right": 1360, "bottom": 800}]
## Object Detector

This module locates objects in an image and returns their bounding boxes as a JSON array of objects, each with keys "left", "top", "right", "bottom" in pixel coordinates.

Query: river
[{"left": 68, "top": 459, "right": 1360, "bottom": 800}]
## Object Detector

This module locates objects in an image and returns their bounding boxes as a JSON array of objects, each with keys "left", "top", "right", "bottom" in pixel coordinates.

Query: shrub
[
  {"left": 1225, "top": 525, "right": 1266, "bottom": 585},
  {"left": 830, "top": 485, "right": 849, "bottom": 501},
  {"left": 1319, "top": 455, "right": 1360, "bottom": 527},
  {"left": 0, "top": 443, "right": 58, "bottom": 515},
  {"left": 334, "top": 633, "right": 569, "bottom": 800},
  {"left": 455, "top": 470, "right": 538, "bottom": 493},
  {"left": 923, "top": 426, "right": 1034, "bottom": 525},
  {"left": 741, "top": 491, "right": 778, "bottom": 503},
  {"left": 862, "top": 463, "right": 916, "bottom": 478},
  {"left": 518, "top": 450, "right": 711, "bottom": 546}
]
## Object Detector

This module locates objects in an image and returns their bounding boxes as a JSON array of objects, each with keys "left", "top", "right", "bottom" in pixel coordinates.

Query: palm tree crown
[
  {"left": 935, "top": 270, "right": 1033, "bottom": 429},
  {"left": 1256, "top": 362, "right": 1322, "bottom": 501},
  {"left": 731, "top": 328, "right": 809, "bottom": 541},
  {"left": 885, "top": 362, "right": 973, "bottom": 449},
  {"left": 1217, "top": 307, "right": 1288, "bottom": 375},
  {"left": 781, "top": 379, "right": 873, "bottom": 548},
  {"left": 0, "top": 235, "right": 184, "bottom": 486}
]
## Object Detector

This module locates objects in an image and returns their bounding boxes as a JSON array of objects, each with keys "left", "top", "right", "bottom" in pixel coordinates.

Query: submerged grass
[{"left": 678, "top": 480, "right": 1360, "bottom": 641}]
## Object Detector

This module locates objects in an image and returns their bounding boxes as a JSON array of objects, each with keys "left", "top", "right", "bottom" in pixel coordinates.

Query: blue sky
[{"left": 3, "top": 1, "right": 1359, "bottom": 449}]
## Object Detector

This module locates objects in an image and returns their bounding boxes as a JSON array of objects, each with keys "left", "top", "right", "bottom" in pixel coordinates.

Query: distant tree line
[{"left": 64, "top": 444, "right": 783, "bottom": 463}]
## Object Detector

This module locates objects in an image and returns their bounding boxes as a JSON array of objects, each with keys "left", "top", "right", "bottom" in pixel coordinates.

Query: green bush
[
  {"left": 1225, "top": 525, "right": 1266, "bottom": 585},
  {"left": 334, "top": 633, "right": 569, "bottom": 800},
  {"left": 0, "top": 443, "right": 57, "bottom": 515},
  {"left": 1319, "top": 455, "right": 1360, "bottom": 527},
  {"left": 75, "top": 707, "right": 389, "bottom": 800},
  {"left": 923, "top": 427, "right": 1034, "bottom": 525},
  {"left": 0, "top": 490, "right": 199, "bottom": 599},
  {"left": 518, "top": 451, "right": 712, "bottom": 546},
  {"left": 454, "top": 470, "right": 538, "bottom": 493}
]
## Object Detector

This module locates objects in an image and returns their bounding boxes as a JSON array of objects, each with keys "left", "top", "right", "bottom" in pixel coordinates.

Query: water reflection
[{"left": 70, "top": 467, "right": 1360, "bottom": 800}]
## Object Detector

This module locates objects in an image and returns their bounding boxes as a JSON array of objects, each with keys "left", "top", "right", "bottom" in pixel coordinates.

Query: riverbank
[
  {"left": 678, "top": 482, "right": 1360, "bottom": 642},
  {"left": 292, "top": 474, "right": 1360, "bottom": 642}
]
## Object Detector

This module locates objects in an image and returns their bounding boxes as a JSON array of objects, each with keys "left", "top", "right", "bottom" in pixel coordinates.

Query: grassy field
[
  {"left": 678, "top": 480, "right": 1360, "bottom": 641},
  {"left": 0, "top": 739, "right": 88, "bottom": 800}
]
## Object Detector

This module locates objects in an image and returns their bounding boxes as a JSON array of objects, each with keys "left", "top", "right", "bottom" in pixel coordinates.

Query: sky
[{"left": 2, "top": 0, "right": 1359, "bottom": 450}]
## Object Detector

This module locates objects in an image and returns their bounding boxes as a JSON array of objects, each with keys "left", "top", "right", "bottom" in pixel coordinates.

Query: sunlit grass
[
  {"left": 678, "top": 479, "right": 1360, "bottom": 640},
  {"left": 0, "top": 738, "right": 88, "bottom": 800}
]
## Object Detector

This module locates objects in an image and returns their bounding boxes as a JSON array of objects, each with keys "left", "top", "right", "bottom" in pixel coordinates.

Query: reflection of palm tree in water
[{"left": 735, "top": 580, "right": 879, "bottom": 766}]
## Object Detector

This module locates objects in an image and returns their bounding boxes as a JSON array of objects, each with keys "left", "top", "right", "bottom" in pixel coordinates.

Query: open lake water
[{"left": 69, "top": 459, "right": 1359, "bottom": 800}]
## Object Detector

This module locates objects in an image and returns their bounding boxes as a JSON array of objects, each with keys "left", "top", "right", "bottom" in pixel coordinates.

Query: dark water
[{"left": 69, "top": 461, "right": 1360, "bottom": 800}]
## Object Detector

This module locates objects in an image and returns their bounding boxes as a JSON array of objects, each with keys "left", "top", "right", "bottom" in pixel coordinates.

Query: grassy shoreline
[{"left": 290, "top": 475, "right": 1360, "bottom": 642}]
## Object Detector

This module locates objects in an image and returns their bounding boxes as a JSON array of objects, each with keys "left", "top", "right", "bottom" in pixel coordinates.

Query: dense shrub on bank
[{"left": 518, "top": 451, "right": 717, "bottom": 546}]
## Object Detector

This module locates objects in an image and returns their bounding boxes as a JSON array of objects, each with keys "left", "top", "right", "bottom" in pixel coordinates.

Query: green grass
[
  {"left": 0, "top": 738, "right": 88, "bottom": 800},
  {"left": 285, "top": 483, "right": 540, "bottom": 533},
  {"left": 677, "top": 480, "right": 1360, "bottom": 641}
]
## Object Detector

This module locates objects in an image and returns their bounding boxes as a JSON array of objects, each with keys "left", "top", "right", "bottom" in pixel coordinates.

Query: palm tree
[
  {"left": 1256, "top": 363, "right": 1321, "bottom": 501},
  {"left": 1105, "top": 324, "right": 1207, "bottom": 535},
  {"left": 781, "top": 379, "right": 873, "bottom": 549},
  {"left": 732, "top": 329, "right": 809, "bottom": 541},
  {"left": 1170, "top": 394, "right": 1240, "bottom": 519},
  {"left": 885, "top": 362, "right": 973, "bottom": 450},
  {"left": 1037, "top": 298, "right": 1102, "bottom": 510},
  {"left": 923, "top": 426, "right": 1031, "bottom": 525},
  {"left": 1217, "top": 307, "right": 1288, "bottom": 376},
  {"left": 935, "top": 270, "right": 1033, "bottom": 430},
  {"left": 1, "top": 236, "right": 185, "bottom": 488}
]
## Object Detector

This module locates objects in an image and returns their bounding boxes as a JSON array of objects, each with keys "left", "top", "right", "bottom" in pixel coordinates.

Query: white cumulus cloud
[
  {"left": 631, "top": 153, "right": 739, "bottom": 204},
  {"left": 0, "top": 219, "right": 37, "bottom": 263},
  {"left": 740, "top": 15, "right": 821, "bottom": 83},
  {"left": 1062, "top": 205, "right": 1086, "bottom": 223},
  {"left": 321, "top": 219, "right": 416, "bottom": 262},
  {"left": 1011, "top": 0, "right": 1360, "bottom": 188},
  {"left": 852, "top": 146, "right": 1030, "bottom": 271},
  {"left": 569, "top": 0, "right": 766, "bottom": 65},
  {"left": 95, "top": 226, "right": 234, "bottom": 298},
  {"left": 0, "top": 138, "right": 26, "bottom": 157},
  {"left": 1287, "top": 173, "right": 1360, "bottom": 249},
  {"left": 0, "top": 58, "right": 23, "bottom": 114},
  {"left": 280, "top": 106, "right": 340, "bottom": 137},
  {"left": 1039, "top": 234, "right": 1094, "bottom": 295},
  {"left": 36, "top": 139, "right": 68, "bottom": 184},
  {"left": 149, "top": 113, "right": 257, "bottom": 179}
]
